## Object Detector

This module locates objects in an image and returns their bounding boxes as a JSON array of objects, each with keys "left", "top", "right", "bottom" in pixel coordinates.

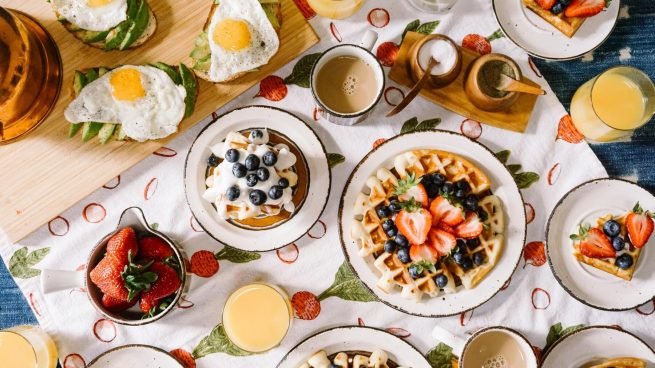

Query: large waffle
[
  {"left": 573, "top": 214, "right": 641, "bottom": 281},
  {"left": 351, "top": 150, "right": 505, "bottom": 301},
  {"left": 522, "top": 0, "right": 586, "bottom": 38},
  {"left": 588, "top": 357, "right": 647, "bottom": 368}
]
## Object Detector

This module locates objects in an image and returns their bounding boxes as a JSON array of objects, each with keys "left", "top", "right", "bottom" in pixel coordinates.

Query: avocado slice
[
  {"left": 119, "top": 0, "right": 149, "bottom": 50},
  {"left": 179, "top": 63, "right": 197, "bottom": 118},
  {"left": 84, "top": 68, "right": 99, "bottom": 83},
  {"left": 97, "top": 66, "right": 111, "bottom": 76},
  {"left": 190, "top": 32, "right": 211, "bottom": 72},
  {"left": 69, "top": 124, "right": 83, "bottom": 138},
  {"left": 150, "top": 62, "right": 182, "bottom": 85},
  {"left": 82, "top": 29, "right": 110, "bottom": 43},
  {"left": 103, "top": 0, "right": 138, "bottom": 50},
  {"left": 98, "top": 123, "right": 117, "bottom": 144},
  {"left": 115, "top": 125, "right": 127, "bottom": 141},
  {"left": 73, "top": 70, "right": 87, "bottom": 95},
  {"left": 81, "top": 122, "right": 104, "bottom": 142}
]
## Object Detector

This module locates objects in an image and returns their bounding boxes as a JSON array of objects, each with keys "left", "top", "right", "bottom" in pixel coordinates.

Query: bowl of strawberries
[{"left": 41, "top": 207, "right": 186, "bottom": 325}]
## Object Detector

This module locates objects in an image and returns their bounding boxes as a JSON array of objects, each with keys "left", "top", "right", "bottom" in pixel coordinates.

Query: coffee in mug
[
  {"left": 462, "top": 329, "right": 529, "bottom": 367},
  {"left": 314, "top": 56, "right": 379, "bottom": 114}
]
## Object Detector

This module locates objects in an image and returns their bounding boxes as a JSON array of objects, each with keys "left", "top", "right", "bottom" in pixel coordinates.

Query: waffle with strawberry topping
[
  {"left": 522, "top": 0, "right": 608, "bottom": 38},
  {"left": 570, "top": 202, "right": 653, "bottom": 281},
  {"left": 350, "top": 150, "right": 505, "bottom": 301},
  {"left": 587, "top": 357, "right": 647, "bottom": 368}
]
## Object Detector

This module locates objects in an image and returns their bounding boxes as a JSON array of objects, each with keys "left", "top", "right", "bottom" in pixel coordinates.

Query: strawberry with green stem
[
  {"left": 408, "top": 259, "right": 437, "bottom": 278},
  {"left": 462, "top": 29, "right": 504, "bottom": 55},
  {"left": 189, "top": 246, "right": 260, "bottom": 278},
  {"left": 430, "top": 196, "right": 465, "bottom": 226},
  {"left": 395, "top": 198, "right": 433, "bottom": 245},
  {"left": 570, "top": 223, "right": 616, "bottom": 259},
  {"left": 140, "top": 262, "right": 181, "bottom": 314},
  {"left": 394, "top": 173, "right": 429, "bottom": 207},
  {"left": 627, "top": 202, "right": 654, "bottom": 248}
]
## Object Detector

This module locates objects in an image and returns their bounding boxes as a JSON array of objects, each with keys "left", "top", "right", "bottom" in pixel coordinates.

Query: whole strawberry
[
  {"left": 102, "top": 294, "right": 138, "bottom": 312},
  {"left": 139, "top": 236, "right": 174, "bottom": 261},
  {"left": 627, "top": 202, "right": 654, "bottom": 248},
  {"left": 90, "top": 256, "right": 130, "bottom": 301},
  {"left": 106, "top": 227, "right": 138, "bottom": 265},
  {"left": 140, "top": 262, "right": 181, "bottom": 314}
]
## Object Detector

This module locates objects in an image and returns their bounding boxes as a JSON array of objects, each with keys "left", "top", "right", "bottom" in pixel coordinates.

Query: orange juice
[
  {"left": 0, "top": 326, "right": 58, "bottom": 368},
  {"left": 570, "top": 66, "right": 654, "bottom": 142},
  {"left": 222, "top": 283, "right": 292, "bottom": 353}
]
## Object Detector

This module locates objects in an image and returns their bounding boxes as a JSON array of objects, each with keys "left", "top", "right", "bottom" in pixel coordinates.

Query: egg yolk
[
  {"left": 110, "top": 68, "right": 146, "bottom": 101},
  {"left": 87, "top": 0, "right": 114, "bottom": 7},
  {"left": 214, "top": 19, "right": 252, "bottom": 52}
]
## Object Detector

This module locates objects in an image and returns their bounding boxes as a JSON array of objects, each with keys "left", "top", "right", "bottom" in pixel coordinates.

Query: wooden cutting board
[
  {"left": 389, "top": 31, "right": 541, "bottom": 133},
  {"left": 0, "top": 0, "right": 319, "bottom": 242}
]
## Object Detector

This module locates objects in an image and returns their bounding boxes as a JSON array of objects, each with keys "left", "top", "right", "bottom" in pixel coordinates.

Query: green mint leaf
[
  {"left": 215, "top": 246, "right": 260, "bottom": 263},
  {"left": 417, "top": 260, "right": 436, "bottom": 273},
  {"left": 317, "top": 262, "right": 377, "bottom": 302},
  {"left": 401, "top": 117, "right": 441, "bottom": 134},
  {"left": 399, "top": 198, "right": 422, "bottom": 212},
  {"left": 193, "top": 324, "right": 252, "bottom": 359},
  {"left": 283, "top": 53, "right": 321, "bottom": 88},
  {"left": 9, "top": 247, "right": 50, "bottom": 279},
  {"left": 487, "top": 29, "right": 505, "bottom": 42},
  {"left": 633, "top": 202, "right": 643, "bottom": 214},
  {"left": 416, "top": 20, "right": 440, "bottom": 35},
  {"left": 544, "top": 323, "right": 584, "bottom": 353},
  {"left": 569, "top": 234, "right": 580, "bottom": 241},
  {"left": 328, "top": 153, "right": 345, "bottom": 168},
  {"left": 401, "top": 117, "right": 419, "bottom": 134},
  {"left": 426, "top": 343, "right": 454, "bottom": 368},
  {"left": 495, "top": 150, "right": 511, "bottom": 164},
  {"left": 514, "top": 172, "right": 540, "bottom": 189},
  {"left": 506, "top": 164, "right": 522, "bottom": 174},
  {"left": 402, "top": 19, "right": 420, "bottom": 41}
]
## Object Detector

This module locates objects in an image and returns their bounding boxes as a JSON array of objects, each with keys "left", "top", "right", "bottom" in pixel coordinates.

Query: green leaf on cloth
[
  {"left": 317, "top": 262, "right": 377, "bottom": 302},
  {"left": 328, "top": 153, "right": 345, "bottom": 168},
  {"left": 401, "top": 19, "right": 420, "bottom": 41},
  {"left": 9, "top": 247, "right": 50, "bottom": 279},
  {"left": 544, "top": 322, "right": 584, "bottom": 353},
  {"left": 495, "top": 150, "right": 510, "bottom": 164},
  {"left": 426, "top": 343, "right": 455, "bottom": 368},
  {"left": 416, "top": 20, "right": 440, "bottom": 35},
  {"left": 400, "top": 117, "right": 441, "bottom": 134},
  {"left": 284, "top": 53, "right": 321, "bottom": 88},
  {"left": 494, "top": 150, "right": 540, "bottom": 189},
  {"left": 215, "top": 246, "right": 260, "bottom": 263},
  {"left": 192, "top": 324, "right": 252, "bottom": 359}
]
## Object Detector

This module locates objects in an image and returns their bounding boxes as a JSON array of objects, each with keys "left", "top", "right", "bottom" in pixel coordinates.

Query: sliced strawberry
[
  {"left": 139, "top": 236, "right": 174, "bottom": 261},
  {"left": 426, "top": 228, "right": 457, "bottom": 256},
  {"left": 436, "top": 222, "right": 455, "bottom": 234},
  {"left": 455, "top": 212, "right": 483, "bottom": 239},
  {"left": 429, "top": 197, "right": 464, "bottom": 226},
  {"left": 398, "top": 183, "right": 429, "bottom": 207},
  {"left": 536, "top": 0, "right": 556, "bottom": 10},
  {"left": 579, "top": 228, "right": 616, "bottom": 259},
  {"left": 396, "top": 207, "right": 432, "bottom": 245},
  {"left": 409, "top": 244, "right": 439, "bottom": 264},
  {"left": 102, "top": 294, "right": 137, "bottom": 312},
  {"left": 627, "top": 203, "right": 654, "bottom": 248},
  {"left": 565, "top": 0, "right": 605, "bottom": 18},
  {"left": 106, "top": 227, "right": 138, "bottom": 266}
]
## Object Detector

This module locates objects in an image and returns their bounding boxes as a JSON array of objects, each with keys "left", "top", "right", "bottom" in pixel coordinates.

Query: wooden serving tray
[
  {"left": 0, "top": 0, "right": 319, "bottom": 242},
  {"left": 389, "top": 32, "right": 540, "bottom": 133}
]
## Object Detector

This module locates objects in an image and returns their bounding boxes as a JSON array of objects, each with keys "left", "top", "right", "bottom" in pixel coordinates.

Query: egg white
[
  {"left": 53, "top": 0, "right": 127, "bottom": 32},
  {"left": 64, "top": 65, "right": 187, "bottom": 142},
  {"left": 207, "top": 0, "right": 280, "bottom": 82}
]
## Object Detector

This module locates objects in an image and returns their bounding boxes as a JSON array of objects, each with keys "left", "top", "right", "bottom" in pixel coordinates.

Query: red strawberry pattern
[
  {"left": 531, "top": 288, "right": 551, "bottom": 310},
  {"left": 143, "top": 177, "right": 158, "bottom": 200},
  {"left": 461, "top": 29, "right": 504, "bottom": 55},
  {"left": 170, "top": 349, "right": 196, "bottom": 368},
  {"left": 556, "top": 115, "right": 584, "bottom": 143},
  {"left": 548, "top": 163, "right": 561, "bottom": 185},
  {"left": 376, "top": 42, "right": 399, "bottom": 67},
  {"left": 384, "top": 86, "right": 405, "bottom": 106},
  {"left": 523, "top": 241, "right": 546, "bottom": 268},
  {"left": 82, "top": 203, "right": 106, "bottom": 223},
  {"left": 102, "top": 175, "right": 121, "bottom": 189},
  {"left": 367, "top": 8, "right": 390, "bottom": 28},
  {"left": 276, "top": 243, "right": 300, "bottom": 264},
  {"left": 293, "top": 0, "right": 316, "bottom": 20},
  {"left": 255, "top": 76, "right": 288, "bottom": 101},
  {"left": 292, "top": 291, "right": 322, "bottom": 320},
  {"left": 189, "top": 250, "right": 219, "bottom": 278},
  {"left": 152, "top": 147, "right": 177, "bottom": 157},
  {"left": 330, "top": 22, "right": 342, "bottom": 42},
  {"left": 460, "top": 119, "right": 482, "bottom": 139},
  {"left": 93, "top": 319, "right": 117, "bottom": 343},
  {"left": 48, "top": 216, "right": 70, "bottom": 236},
  {"left": 525, "top": 203, "right": 536, "bottom": 224},
  {"left": 372, "top": 138, "right": 387, "bottom": 149},
  {"left": 63, "top": 354, "right": 86, "bottom": 368}
]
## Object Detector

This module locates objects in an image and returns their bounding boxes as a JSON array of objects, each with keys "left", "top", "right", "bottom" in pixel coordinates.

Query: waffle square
[{"left": 522, "top": 0, "right": 586, "bottom": 38}]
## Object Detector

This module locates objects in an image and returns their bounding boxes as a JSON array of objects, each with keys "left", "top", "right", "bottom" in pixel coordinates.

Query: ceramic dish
[
  {"left": 185, "top": 105, "right": 330, "bottom": 252},
  {"left": 338, "top": 130, "right": 526, "bottom": 317},
  {"left": 541, "top": 326, "right": 655, "bottom": 368},
  {"left": 546, "top": 178, "right": 655, "bottom": 311},
  {"left": 88, "top": 344, "right": 183, "bottom": 368},
  {"left": 276, "top": 326, "right": 431, "bottom": 368},
  {"left": 492, "top": 0, "right": 620, "bottom": 60}
]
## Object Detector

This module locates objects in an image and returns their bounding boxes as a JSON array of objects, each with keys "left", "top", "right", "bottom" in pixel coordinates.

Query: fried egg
[
  {"left": 207, "top": 0, "right": 280, "bottom": 82},
  {"left": 64, "top": 66, "right": 187, "bottom": 142},
  {"left": 53, "top": 0, "right": 128, "bottom": 32}
]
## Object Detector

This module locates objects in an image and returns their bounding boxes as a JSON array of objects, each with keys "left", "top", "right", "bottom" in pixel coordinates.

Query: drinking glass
[
  {"left": 570, "top": 66, "right": 655, "bottom": 142},
  {"left": 306, "top": 0, "right": 365, "bottom": 19},
  {"left": 0, "top": 325, "right": 58, "bottom": 368},
  {"left": 406, "top": 0, "right": 459, "bottom": 13}
]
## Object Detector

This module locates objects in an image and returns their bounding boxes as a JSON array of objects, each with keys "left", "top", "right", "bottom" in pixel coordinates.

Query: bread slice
[
  {"left": 189, "top": 0, "right": 283, "bottom": 83},
  {"left": 522, "top": 0, "right": 586, "bottom": 38},
  {"left": 54, "top": 0, "right": 157, "bottom": 50}
]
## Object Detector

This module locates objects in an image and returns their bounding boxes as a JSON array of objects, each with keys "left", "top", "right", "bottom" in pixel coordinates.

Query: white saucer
[
  {"left": 541, "top": 326, "right": 655, "bottom": 368},
  {"left": 88, "top": 345, "right": 182, "bottom": 368},
  {"left": 546, "top": 178, "right": 655, "bottom": 311},
  {"left": 492, "top": 0, "right": 620, "bottom": 60},
  {"left": 184, "top": 105, "right": 330, "bottom": 252},
  {"left": 338, "top": 130, "right": 526, "bottom": 317},
  {"left": 276, "top": 326, "right": 431, "bottom": 368}
]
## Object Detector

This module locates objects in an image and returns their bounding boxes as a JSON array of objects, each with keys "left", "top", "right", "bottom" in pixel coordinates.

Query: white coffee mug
[
  {"left": 432, "top": 325, "right": 538, "bottom": 368},
  {"left": 310, "top": 30, "right": 385, "bottom": 126}
]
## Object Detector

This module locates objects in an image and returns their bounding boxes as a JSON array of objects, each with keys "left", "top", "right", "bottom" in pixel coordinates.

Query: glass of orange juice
[
  {"left": 222, "top": 283, "right": 293, "bottom": 353},
  {"left": 306, "top": 0, "right": 365, "bottom": 19},
  {"left": 570, "top": 66, "right": 655, "bottom": 142},
  {"left": 0, "top": 325, "right": 58, "bottom": 368}
]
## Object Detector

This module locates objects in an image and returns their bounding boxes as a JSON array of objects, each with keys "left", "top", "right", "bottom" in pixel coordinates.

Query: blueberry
[
  {"left": 263, "top": 151, "right": 277, "bottom": 167},
  {"left": 460, "top": 257, "right": 473, "bottom": 270},
  {"left": 560, "top": 0, "right": 571, "bottom": 5},
  {"left": 551, "top": 2, "right": 564, "bottom": 14},
  {"left": 616, "top": 253, "right": 633, "bottom": 270},
  {"left": 467, "top": 237, "right": 481, "bottom": 249},
  {"left": 249, "top": 190, "right": 267, "bottom": 205},
  {"left": 394, "top": 234, "right": 409, "bottom": 248},
  {"left": 421, "top": 174, "right": 433, "bottom": 185},
  {"left": 454, "top": 179, "right": 470, "bottom": 193},
  {"left": 397, "top": 248, "right": 411, "bottom": 263},
  {"left": 463, "top": 194, "right": 479, "bottom": 211},
  {"left": 388, "top": 200, "right": 402, "bottom": 213},
  {"left": 268, "top": 185, "right": 283, "bottom": 200},
  {"left": 386, "top": 227, "right": 398, "bottom": 237},
  {"left": 225, "top": 149, "right": 239, "bottom": 163},
  {"left": 245, "top": 173, "right": 258, "bottom": 187},
  {"left": 454, "top": 241, "right": 466, "bottom": 254},
  {"left": 441, "top": 182, "right": 454, "bottom": 195},
  {"left": 473, "top": 252, "right": 485, "bottom": 266},
  {"left": 603, "top": 220, "right": 621, "bottom": 238},
  {"left": 207, "top": 154, "right": 219, "bottom": 167},
  {"left": 377, "top": 206, "right": 391, "bottom": 219},
  {"left": 382, "top": 219, "right": 395, "bottom": 231},
  {"left": 477, "top": 209, "right": 489, "bottom": 222},
  {"left": 408, "top": 264, "right": 423, "bottom": 279},
  {"left": 232, "top": 163, "right": 247, "bottom": 178},
  {"left": 226, "top": 186, "right": 240, "bottom": 201},
  {"left": 452, "top": 253, "right": 464, "bottom": 264},
  {"left": 250, "top": 129, "right": 264, "bottom": 139},
  {"left": 612, "top": 236, "right": 625, "bottom": 251},
  {"left": 435, "top": 274, "right": 448, "bottom": 288},
  {"left": 244, "top": 154, "right": 260, "bottom": 171},
  {"left": 430, "top": 173, "right": 446, "bottom": 185},
  {"left": 454, "top": 189, "right": 466, "bottom": 200},
  {"left": 278, "top": 177, "right": 289, "bottom": 188},
  {"left": 256, "top": 167, "right": 270, "bottom": 181},
  {"left": 426, "top": 183, "right": 440, "bottom": 198},
  {"left": 384, "top": 239, "right": 397, "bottom": 253}
]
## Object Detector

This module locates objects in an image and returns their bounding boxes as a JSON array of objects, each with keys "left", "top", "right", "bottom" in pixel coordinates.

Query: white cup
[
  {"left": 310, "top": 30, "right": 385, "bottom": 126},
  {"left": 432, "top": 325, "right": 538, "bottom": 368}
]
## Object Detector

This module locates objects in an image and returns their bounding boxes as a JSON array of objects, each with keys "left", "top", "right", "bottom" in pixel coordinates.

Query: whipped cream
[
  {"left": 202, "top": 129, "right": 298, "bottom": 220},
  {"left": 418, "top": 38, "right": 457, "bottom": 76}
]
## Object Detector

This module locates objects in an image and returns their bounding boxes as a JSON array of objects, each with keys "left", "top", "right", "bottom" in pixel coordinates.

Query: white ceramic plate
[
  {"left": 546, "top": 178, "right": 655, "bottom": 311},
  {"left": 492, "top": 0, "right": 620, "bottom": 60},
  {"left": 185, "top": 106, "right": 330, "bottom": 252},
  {"left": 338, "top": 130, "right": 526, "bottom": 317},
  {"left": 277, "top": 326, "right": 431, "bottom": 368},
  {"left": 88, "top": 345, "right": 183, "bottom": 368},
  {"left": 541, "top": 326, "right": 655, "bottom": 368}
]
